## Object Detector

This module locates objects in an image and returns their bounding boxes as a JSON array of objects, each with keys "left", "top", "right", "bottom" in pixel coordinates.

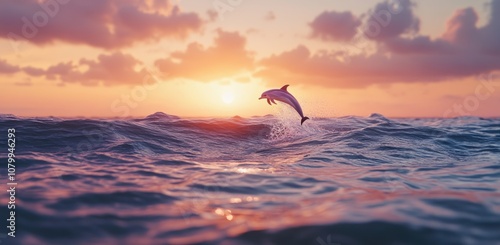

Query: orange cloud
[{"left": 155, "top": 30, "right": 254, "bottom": 81}]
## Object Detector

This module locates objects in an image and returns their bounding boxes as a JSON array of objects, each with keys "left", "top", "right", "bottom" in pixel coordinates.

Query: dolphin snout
[{"left": 258, "top": 96, "right": 265, "bottom": 100}]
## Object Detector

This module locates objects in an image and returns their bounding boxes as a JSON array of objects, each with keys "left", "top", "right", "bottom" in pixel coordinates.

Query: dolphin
[{"left": 259, "top": 85, "right": 310, "bottom": 125}]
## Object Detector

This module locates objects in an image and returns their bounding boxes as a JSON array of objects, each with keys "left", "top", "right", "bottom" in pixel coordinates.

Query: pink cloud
[
  {"left": 382, "top": 36, "right": 454, "bottom": 54},
  {"left": 364, "top": 0, "right": 419, "bottom": 40},
  {"left": 384, "top": 1, "right": 500, "bottom": 56},
  {"left": 0, "top": 59, "right": 20, "bottom": 74},
  {"left": 310, "top": 0, "right": 419, "bottom": 42},
  {"left": 481, "top": 0, "right": 500, "bottom": 54},
  {"left": 0, "top": 0, "right": 203, "bottom": 49},
  {"left": 257, "top": 41, "right": 500, "bottom": 88},
  {"left": 440, "top": 2, "right": 500, "bottom": 55},
  {"left": 442, "top": 7, "right": 479, "bottom": 46},
  {"left": 309, "top": 11, "right": 361, "bottom": 42},
  {"left": 23, "top": 52, "right": 149, "bottom": 86}
]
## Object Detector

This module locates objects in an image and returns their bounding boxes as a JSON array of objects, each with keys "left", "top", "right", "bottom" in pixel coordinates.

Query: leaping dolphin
[{"left": 259, "top": 85, "right": 310, "bottom": 125}]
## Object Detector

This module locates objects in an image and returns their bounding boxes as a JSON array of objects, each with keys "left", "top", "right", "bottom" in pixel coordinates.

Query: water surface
[{"left": 0, "top": 112, "right": 499, "bottom": 245}]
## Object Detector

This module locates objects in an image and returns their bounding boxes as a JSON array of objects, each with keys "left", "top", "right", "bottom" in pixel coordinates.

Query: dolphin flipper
[
  {"left": 271, "top": 99, "right": 277, "bottom": 105},
  {"left": 267, "top": 99, "right": 272, "bottom": 105},
  {"left": 301, "top": 117, "right": 310, "bottom": 125}
]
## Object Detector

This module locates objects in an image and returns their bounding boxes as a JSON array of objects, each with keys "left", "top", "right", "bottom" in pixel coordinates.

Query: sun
[{"left": 221, "top": 91, "right": 235, "bottom": 104}]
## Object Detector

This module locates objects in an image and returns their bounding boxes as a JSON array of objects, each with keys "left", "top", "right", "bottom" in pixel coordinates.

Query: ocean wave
[{"left": 1, "top": 112, "right": 499, "bottom": 244}]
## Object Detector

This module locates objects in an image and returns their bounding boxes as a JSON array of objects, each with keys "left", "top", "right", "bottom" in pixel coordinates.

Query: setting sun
[{"left": 221, "top": 91, "right": 235, "bottom": 104}]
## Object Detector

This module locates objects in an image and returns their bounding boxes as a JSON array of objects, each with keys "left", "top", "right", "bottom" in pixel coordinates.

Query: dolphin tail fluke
[{"left": 301, "top": 117, "right": 310, "bottom": 125}]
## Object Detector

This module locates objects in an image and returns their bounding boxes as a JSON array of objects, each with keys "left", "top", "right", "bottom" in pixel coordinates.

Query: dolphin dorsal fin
[{"left": 280, "top": 85, "right": 289, "bottom": 92}]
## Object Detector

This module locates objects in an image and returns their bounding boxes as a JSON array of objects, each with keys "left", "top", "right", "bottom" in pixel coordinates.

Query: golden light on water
[
  {"left": 214, "top": 208, "right": 234, "bottom": 221},
  {"left": 230, "top": 198, "right": 242, "bottom": 203}
]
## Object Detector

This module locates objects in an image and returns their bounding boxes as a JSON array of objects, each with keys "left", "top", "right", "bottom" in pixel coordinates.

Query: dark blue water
[{"left": 0, "top": 112, "right": 499, "bottom": 245}]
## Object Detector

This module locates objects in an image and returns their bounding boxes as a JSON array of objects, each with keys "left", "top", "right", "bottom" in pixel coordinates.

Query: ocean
[{"left": 0, "top": 111, "right": 499, "bottom": 245}]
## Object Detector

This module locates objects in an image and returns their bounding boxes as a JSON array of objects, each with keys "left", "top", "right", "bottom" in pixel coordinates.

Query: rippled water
[{"left": 0, "top": 111, "right": 499, "bottom": 245}]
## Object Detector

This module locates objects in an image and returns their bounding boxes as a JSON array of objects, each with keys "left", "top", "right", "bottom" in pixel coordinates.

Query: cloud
[
  {"left": 23, "top": 52, "right": 149, "bottom": 86},
  {"left": 4, "top": 0, "right": 500, "bottom": 90},
  {"left": 442, "top": 7, "right": 479, "bottom": 46},
  {"left": 6, "top": 30, "right": 255, "bottom": 85},
  {"left": 207, "top": 9, "right": 218, "bottom": 22},
  {"left": 257, "top": 42, "right": 500, "bottom": 88},
  {"left": 14, "top": 78, "right": 33, "bottom": 86},
  {"left": 480, "top": 0, "right": 500, "bottom": 54},
  {"left": 309, "top": 11, "right": 361, "bottom": 42},
  {"left": 387, "top": 1, "right": 500, "bottom": 55},
  {"left": 382, "top": 36, "right": 454, "bottom": 54},
  {"left": 309, "top": 0, "right": 419, "bottom": 42},
  {"left": 0, "top": 59, "right": 20, "bottom": 74},
  {"left": 364, "top": 0, "right": 419, "bottom": 40},
  {"left": 0, "top": 0, "right": 203, "bottom": 49},
  {"left": 256, "top": 0, "right": 500, "bottom": 88},
  {"left": 155, "top": 30, "right": 254, "bottom": 81},
  {"left": 440, "top": 2, "right": 500, "bottom": 55},
  {"left": 265, "top": 11, "right": 276, "bottom": 21}
]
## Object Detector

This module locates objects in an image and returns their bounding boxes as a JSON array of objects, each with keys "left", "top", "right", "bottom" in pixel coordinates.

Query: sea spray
[{"left": 268, "top": 104, "right": 323, "bottom": 142}]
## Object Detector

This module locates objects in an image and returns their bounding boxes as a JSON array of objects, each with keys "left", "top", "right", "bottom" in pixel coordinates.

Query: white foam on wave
[{"left": 267, "top": 104, "right": 324, "bottom": 142}]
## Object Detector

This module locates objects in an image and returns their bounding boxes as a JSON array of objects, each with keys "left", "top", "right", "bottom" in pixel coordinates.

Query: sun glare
[{"left": 221, "top": 91, "right": 235, "bottom": 104}]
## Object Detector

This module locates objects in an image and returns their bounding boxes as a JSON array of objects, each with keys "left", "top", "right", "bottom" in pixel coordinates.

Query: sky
[{"left": 1, "top": 0, "right": 499, "bottom": 118}]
